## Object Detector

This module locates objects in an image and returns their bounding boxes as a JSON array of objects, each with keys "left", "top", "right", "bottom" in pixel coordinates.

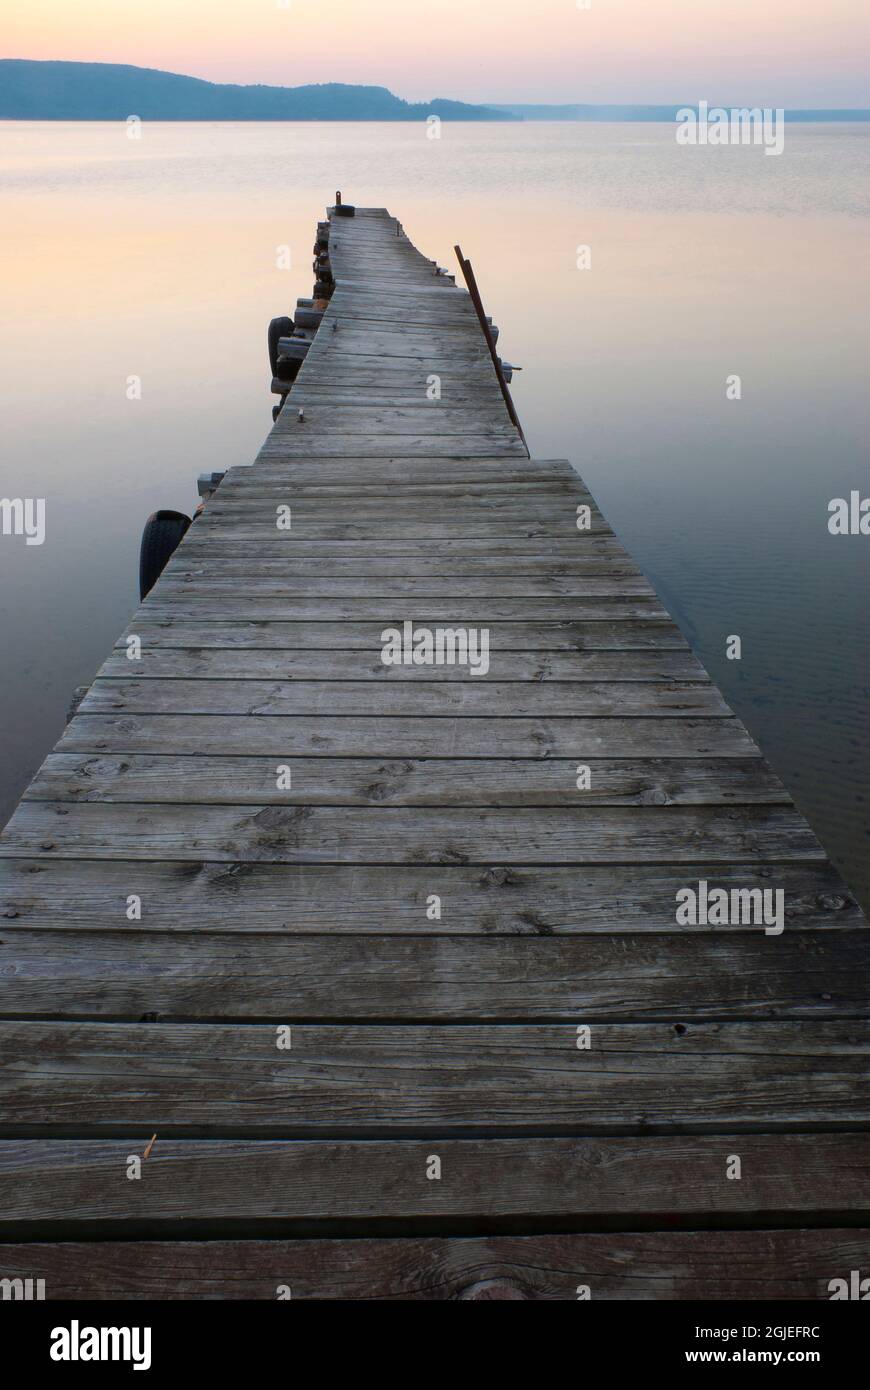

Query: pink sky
[{"left": 4, "top": 0, "right": 869, "bottom": 105}]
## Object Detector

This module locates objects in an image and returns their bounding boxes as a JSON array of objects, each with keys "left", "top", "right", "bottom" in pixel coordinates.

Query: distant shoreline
[
  {"left": 1, "top": 60, "right": 867, "bottom": 122},
  {"left": 3, "top": 116, "right": 870, "bottom": 124}
]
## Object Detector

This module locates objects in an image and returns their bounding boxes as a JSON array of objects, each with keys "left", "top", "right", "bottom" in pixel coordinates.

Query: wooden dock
[{"left": 1, "top": 204, "right": 868, "bottom": 1301}]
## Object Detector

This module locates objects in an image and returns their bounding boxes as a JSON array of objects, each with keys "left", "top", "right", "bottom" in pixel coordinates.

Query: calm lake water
[{"left": 1, "top": 121, "right": 868, "bottom": 903}]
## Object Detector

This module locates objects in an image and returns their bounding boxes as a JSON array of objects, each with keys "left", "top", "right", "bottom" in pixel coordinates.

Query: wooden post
[
  {"left": 335, "top": 190, "right": 342, "bottom": 207},
  {"left": 454, "top": 244, "right": 528, "bottom": 455}
]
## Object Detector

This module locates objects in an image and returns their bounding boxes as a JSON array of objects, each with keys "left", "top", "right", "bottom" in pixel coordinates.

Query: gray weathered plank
[
  {"left": 27, "top": 754, "right": 785, "bottom": 808},
  {"left": 234, "top": 458, "right": 575, "bottom": 483},
  {"left": 1, "top": 859, "right": 855, "bottom": 933},
  {"left": 55, "top": 713, "right": 760, "bottom": 757},
  {"left": 271, "top": 409, "right": 516, "bottom": 435},
  {"left": 199, "top": 494, "right": 597, "bottom": 517},
  {"left": 151, "top": 576, "right": 656, "bottom": 598},
  {"left": 134, "top": 598, "right": 671, "bottom": 620},
  {"left": 165, "top": 557, "right": 638, "bottom": 579},
  {"left": 245, "top": 436, "right": 533, "bottom": 457},
  {"left": 1, "top": 1136, "right": 867, "bottom": 1229},
  {"left": 0, "top": 1231, "right": 865, "bottom": 1299},
  {"left": 172, "top": 535, "right": 631, "bottom": 557},
  {"left": 0, "top": 803, "right": 822, "bottom": 863},
  {"left": 78, "top": 679, "right": 728, "bottom": 718},
  {"left": 97, "top": 649, "right": 702, "bottom": 682},
  {"left": 116, "top": 620, "right": 690, "bottom": 650},
  {"left": 1, "top": 1022, "right": 866, "bottom": 1133},
  {"left": 1, "top": 932, "right": 864, "bottom": 1020}
]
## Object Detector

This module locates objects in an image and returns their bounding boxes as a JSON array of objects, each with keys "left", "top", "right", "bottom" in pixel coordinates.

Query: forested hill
[{"left": 0, "top": 61, "right": 514, "bottom": 121}]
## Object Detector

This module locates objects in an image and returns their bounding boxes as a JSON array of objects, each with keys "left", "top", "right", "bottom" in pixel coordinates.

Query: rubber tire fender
[
  {"left": 268, "top": 316, "right": 295, "bottom": 377},
  {"left": 139, "top": 509, "right": 191, "bottom": 600}
]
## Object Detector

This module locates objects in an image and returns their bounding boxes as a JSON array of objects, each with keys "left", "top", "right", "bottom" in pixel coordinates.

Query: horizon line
[{"left": 1, "top": 58, "right": 868, "bottom": 114}]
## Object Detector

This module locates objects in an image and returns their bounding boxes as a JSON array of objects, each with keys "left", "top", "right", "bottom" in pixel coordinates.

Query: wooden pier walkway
[{"left": 1, "top": 204, "right": 868, "bottom": 1301}]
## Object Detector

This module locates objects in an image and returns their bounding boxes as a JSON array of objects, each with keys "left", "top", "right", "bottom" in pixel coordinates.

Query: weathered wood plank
[
  {"left": 233, "top": 467, "right": 572, "bottom": 489},
  {"left": 79, "top": 678, "right": 728, "bottom": 718},
  {"left": 276, "top": 376, "right": 501, "bottom": 396},
  {"left": 296, "top": 311, "right": 482, "bottom": 328},
  {"left": 188, "top": 516, "right": 612, "bottom": 537},
  {"left": 55, "top": 713, "right": 760, "bottom": 757},
  {"left": 270, "top": 409, "right": 516, "bottom": 436},
  {"left": 322, "top": 304, "right": 485, "bottom": 327},
  {"left": 0, "top": 1022, "right": 866, "bottom": 1133},
  {"left": 0, "top": 1230, "right": 865, "bottom": 1299},
  {"left": 135, "top": 599, "right": 671, "bottom": 621},
  {"left": 270, "top": 419, "right": 520, "bottom": 440},
  {"left": 231, "top": 436, "right": 534, "bottom": 458},
  {"left": 283, "top": 362, "right": 496, "bottom": 382},
  {"left": 1, "top": 931, "right": 864, "bottom": 1020},
  {"left": 169, "top": 556, "right": 636, "bottom": 578},
  {"left": 193, "top": 511, "right": 603, "bottom": 537},
  {"left": 305, "top": 336, "right": 491, "bottom": 360},
  {"left": 1, "top": 859, "right": 854, "bottom": 933},
  {"left": 1, "top": 1135, "right": 867, "bottom": 1230},
  {"left": 301, "top": 322, "right": 488, "bottom": 344},
  {"left": 240, "top": 458, "right": 576, "bottom": 483},
  {"left": 172, "top": 535, "right": 629, "bottom": 558},
  {"left": 215, "top": 478, "right": 593, "bottom": 501},
  {"left": 98, "top": 650, "right": 703, "bottom": 682},
  {"left": 289, "top": 351, "right": 490, "bottom": 368},
  {"left": 152, "top": 576, "right": 656, "bottom": 598},
  {"left": 165, "top": 556, "right": 638, "bottom": 579},
  {"left": 327, "top": 286, "right": 475, "bottom": 306},
  {"left": 116, "top": 620, "right": 690, "bottom": 650},
  {"left": 23, "top": 754, "right": 786, "bottom": 807},
  {"left": 313, "top": 317, "right": 490, "bottom": 339},
  {"left": 329, "top": 278, "right": 467, "bottom": 295},
  {"left": 286, "top": 391, "right": 511, "bottom": 406},
  {"left": 0, "top": 803, "right": 821, "bottom": 864},
  {"left": 240, "top": 460, "right": 571, "bottom": 484},
  {"left": 199, "top": 495, "right": 595, "bottom": 517}
]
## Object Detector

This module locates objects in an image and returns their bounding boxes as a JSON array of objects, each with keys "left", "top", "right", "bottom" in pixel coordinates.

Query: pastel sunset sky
[{"left": 4, "top": 0, "right": 869, "bottom": 105}]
